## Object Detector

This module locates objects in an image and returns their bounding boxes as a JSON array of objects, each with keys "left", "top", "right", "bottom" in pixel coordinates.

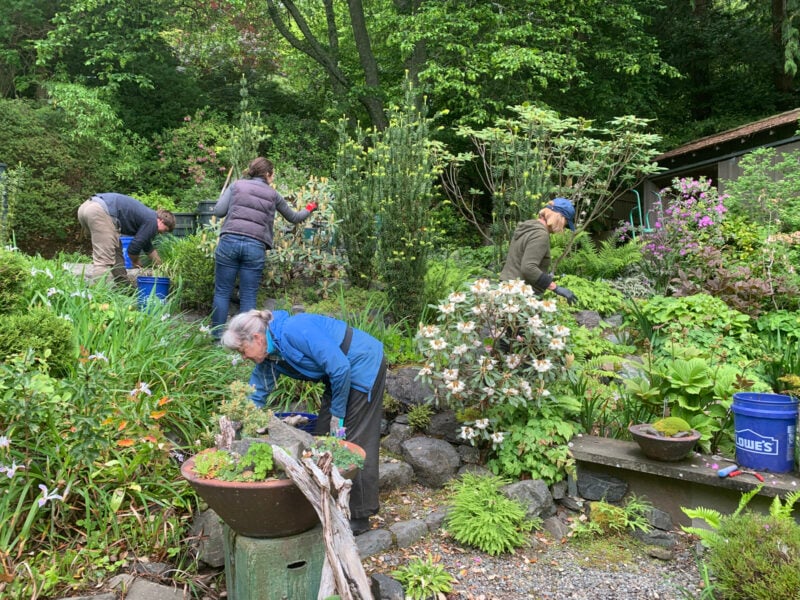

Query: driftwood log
[{"left": 272, "top": 445, "right": 373, "bottom": 600}]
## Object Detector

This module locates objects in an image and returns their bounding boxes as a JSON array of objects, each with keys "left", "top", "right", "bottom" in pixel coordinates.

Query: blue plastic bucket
[
  {"left": 136, "top": 276, "right": 170, "bottom": 309},
  {"left": 120, "top": 235, "right": 134, "bottom": 269},
  {"left": 732, "top": 392, "right": 798, "bottom": 473},
  {"left": 275, "top": 412, "right": 318, "bottom": 434}
]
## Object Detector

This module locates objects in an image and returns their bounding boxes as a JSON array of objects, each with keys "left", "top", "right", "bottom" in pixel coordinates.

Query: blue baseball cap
[{"left": 550, "top": 197, "right": 576, "bottom": 231}]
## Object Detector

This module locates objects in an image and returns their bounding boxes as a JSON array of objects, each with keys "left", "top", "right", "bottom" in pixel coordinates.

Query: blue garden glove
[{"left": 554, "top": 286, "right": 578, "bottom": 306}]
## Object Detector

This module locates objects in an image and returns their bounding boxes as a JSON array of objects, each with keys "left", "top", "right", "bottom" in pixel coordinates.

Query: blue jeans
[{"left": 211, "top": 234, "right": 267, "bottom": 335}]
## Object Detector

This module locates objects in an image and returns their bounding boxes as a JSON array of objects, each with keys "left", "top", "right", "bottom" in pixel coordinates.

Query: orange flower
[
  {"left": 157, "top": 396, "right": 172, "bottom": 406},
  {"left": 117, "top": 439, "right": 135, "bottom": 447},
  {"left": 117, "top": 421, "right": 128, "bottom": 431},
  {"left": 150, "top": 410, "right": 167, "bottom": 420},
  {"left": 141, "top": 435, "right": 158, "bottom": 444}
]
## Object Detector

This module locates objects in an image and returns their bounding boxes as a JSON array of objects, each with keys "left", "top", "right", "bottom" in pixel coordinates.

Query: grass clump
[
  {"left": 444, "top": 473, "right": 536, "bottom": 555},
  {"left": 392, "top": 553, "right": 455, "bottom": 600}
]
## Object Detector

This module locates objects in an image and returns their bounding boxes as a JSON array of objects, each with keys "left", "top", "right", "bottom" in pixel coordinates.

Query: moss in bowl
[{"left": 629, "top": 418, "right": 701, "bottom": 462}]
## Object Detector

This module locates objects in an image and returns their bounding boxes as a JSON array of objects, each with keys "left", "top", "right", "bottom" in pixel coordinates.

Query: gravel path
[
  {"left": 365, "top": 531, "right": 703, "bottom": 600},
  {"left": 366, "top": 485, "right": 704, "bottom": 600}
]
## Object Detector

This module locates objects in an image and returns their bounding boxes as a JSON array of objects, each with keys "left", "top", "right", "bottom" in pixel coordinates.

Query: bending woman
[{"left": 221, "top": 309, "right": 386, "bottom": 536}]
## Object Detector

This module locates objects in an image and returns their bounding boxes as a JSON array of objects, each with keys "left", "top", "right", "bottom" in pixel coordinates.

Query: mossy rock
[{"left": 652, "top": 417, "right": 692, "bottom": 437}]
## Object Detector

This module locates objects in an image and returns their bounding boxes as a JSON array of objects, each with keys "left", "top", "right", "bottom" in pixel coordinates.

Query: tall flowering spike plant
[{"left": 415, "top": 278, "right": 573, "bottom": 449}]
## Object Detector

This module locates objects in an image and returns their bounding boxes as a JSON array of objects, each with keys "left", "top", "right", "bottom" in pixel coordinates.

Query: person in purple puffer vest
[{"left": 210, "top": 157, "right": 316, "bottom": 337}]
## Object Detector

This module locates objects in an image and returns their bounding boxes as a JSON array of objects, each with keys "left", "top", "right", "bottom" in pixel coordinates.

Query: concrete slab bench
[{"left": 570, "top": 434, "right": 800, "bottom": 526}]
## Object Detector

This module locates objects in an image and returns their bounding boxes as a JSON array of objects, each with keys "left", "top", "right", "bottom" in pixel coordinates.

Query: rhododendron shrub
[{"left": 415, "top": 278, "right": 580, "bottom": 481}]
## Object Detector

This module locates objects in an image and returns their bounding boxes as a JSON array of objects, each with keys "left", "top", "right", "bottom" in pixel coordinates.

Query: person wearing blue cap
[{"left": 500, "top": 198, "right": 578, "bottom": 305}]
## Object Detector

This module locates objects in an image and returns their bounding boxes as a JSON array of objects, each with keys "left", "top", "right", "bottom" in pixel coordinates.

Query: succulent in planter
[{"left": 181, "top": 413, "right": 366, "bottom": 538}]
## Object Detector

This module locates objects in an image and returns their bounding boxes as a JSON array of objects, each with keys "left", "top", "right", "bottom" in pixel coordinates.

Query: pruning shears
[{"left": 717, "top": 464, "right": 764, "bottom": 482}]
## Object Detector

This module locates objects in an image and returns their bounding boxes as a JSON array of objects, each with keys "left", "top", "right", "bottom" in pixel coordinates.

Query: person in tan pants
[{"left": 77, "top": 193, "right": 174, "bottom": 286}]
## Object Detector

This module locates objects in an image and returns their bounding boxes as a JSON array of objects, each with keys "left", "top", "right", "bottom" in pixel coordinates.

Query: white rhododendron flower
[
  {"left": 520, "top": 381, "right": 533, "bottom": 397},
  {"left": 471, "top": 303, "right": 487, "bottom": 315},
  {"left": 448, "top": 291, "right": 467, "bottom": 304},
  {"left": 491, "top": 431, "right": 505, "bottom": 445},
  {"left": 452, "top": 344, "right": 468, "bottom": 356},
  {"left": 470, "top": 279, "right": 491, "bottom": 294},
  {"left": 553, "top": 325, "right": 571, "bottom": 337},
  {"left": 527, "top": 315, "right": 544, "bottom": 328},
  {"left": 430, "top": 338, "right": 447, "bottom": 351},
  {"left": 504, "top": 354, "right": 523, "bottom": 369},
  {"left": 417, "top": 365, "right": 432, "bottom": 376},
  {"left": 478, "top": 356, "right": 495, "bottom": 370},
  {"left": 549, "top": 337, "right": 566, "bottom": 350},
  {"left": 540, "top": 299, "right": 558, "bottom": 313},
  {"left": 438, "top": 302, "right": 455, "bottom": 314},
  {"left": 460, "top": 426, "right": 476, "bottom": 440},
  {"left": 456, "top": 320, "right": 476, "bottom": 333},
  {"left": 442, "top": 368, "right": 459, "bottom": 381},
  {"left": 534, "top": 358, "right": 553, "bottom": 373},
  {"left": 418, "top": 324, "right": 441, "bottom": 338},
  {"left": 482, "top": 386, "right": 495, "bottom": 397},
  {"left": 475, "top": 418, "right": 490, "bottom": 430},
  {"left": 445, "top": 380, "right": 465, "bottom": 394},
  {"left": 502, "top": 387, "right": 519, "bottom": 397}
]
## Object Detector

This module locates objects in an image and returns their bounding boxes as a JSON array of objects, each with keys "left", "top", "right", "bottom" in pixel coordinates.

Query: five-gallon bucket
[
  {"left": 136, "top": 276, "right": 170, "bottom": 309},
  {"left": 732, "top": 392, "right": 798, "bottom": 473},
  {"left": 120, "top": 235, "right": 134, "bottom": 269}
]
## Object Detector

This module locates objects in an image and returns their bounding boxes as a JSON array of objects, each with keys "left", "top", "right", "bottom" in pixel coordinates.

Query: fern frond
[
  {"left": 682, "top": 506, "right": 723, "bottom": 530},
  {"left": 732, "top": 485, "right": 762, "bottom": 518}
]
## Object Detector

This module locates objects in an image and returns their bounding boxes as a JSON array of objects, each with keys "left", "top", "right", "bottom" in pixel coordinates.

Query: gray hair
[{"left": 221, "top": 309, "right": 273, "bottom": 351}]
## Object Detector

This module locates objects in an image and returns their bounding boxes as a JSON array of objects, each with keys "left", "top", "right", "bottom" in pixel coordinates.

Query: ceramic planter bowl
[
  {"left": 628, "top": 423, "right": 701, "bottom": 462},
  {"left": 181, "top": 440, "right": 365, "bottom": 538}
]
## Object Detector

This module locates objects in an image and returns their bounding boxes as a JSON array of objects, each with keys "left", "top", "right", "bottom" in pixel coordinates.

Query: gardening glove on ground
[
  {"left": 305, "top": 202, "right": 317, "bottom": 212},
  {"left": 554, "top": 286, "right": 578, "bottom": 306},
  {"left": 329, "top": 416, "right": 345, "bottom": 438}
]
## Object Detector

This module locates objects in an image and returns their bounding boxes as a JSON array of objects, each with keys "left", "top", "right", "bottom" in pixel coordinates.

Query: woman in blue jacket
[{"left": 221, "top": 309, "right": 386, "bottom": 536}]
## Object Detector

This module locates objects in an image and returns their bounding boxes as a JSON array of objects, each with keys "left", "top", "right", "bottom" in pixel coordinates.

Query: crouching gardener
[
  {"left": 221, "top": 309, "right": 386, "bottom": 536},
  {"left": 77, "top": 192, "right": 175, "bottom": 286}
]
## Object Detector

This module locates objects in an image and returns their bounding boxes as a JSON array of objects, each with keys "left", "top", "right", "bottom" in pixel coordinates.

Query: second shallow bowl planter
[
  {"left": 628, "top": 423, "right": 701, "bottom": 462},
  {"left": 181, "top": 440, "right": 365, "bottom": 538}
]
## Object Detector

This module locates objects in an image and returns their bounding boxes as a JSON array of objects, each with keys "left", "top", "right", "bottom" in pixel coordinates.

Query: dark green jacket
[{"left": 499, "top": 219, "right": 553, "bottom": 292}]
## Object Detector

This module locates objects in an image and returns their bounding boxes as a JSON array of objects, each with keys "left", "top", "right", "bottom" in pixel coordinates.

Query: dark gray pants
[{"left": 316, "top": 358, "right": 386, "bottom": 520}]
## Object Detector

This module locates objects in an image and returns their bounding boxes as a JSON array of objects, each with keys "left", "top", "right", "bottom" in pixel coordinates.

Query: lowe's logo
[{"left": 736, "top": 429, "right": 779, "bottom": 455}]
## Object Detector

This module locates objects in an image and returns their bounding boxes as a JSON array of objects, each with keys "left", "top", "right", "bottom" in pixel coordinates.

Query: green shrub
[
  {"left": 552, "top": 275, "right": 625, "bottom": 316},
  {"left": 392, "top": 553, "right": 455, "bottom": 600},
  {"left": 444, "top": 473, "right": 537, "bottom": 555},
  {"left": 0, "top": 99, "right": 110, "bottom": 253},
  {"left": 683, "top": 488, "right": 800, "bottom": 600},
  {"left": 160, "top": 231, "right": 216, "bottom": 312},
  {"left": 553, "top": 232, "right": 642, "bottom": 279},
  {"left": 0, "top": 307, "right": 76, "bottom": 376},
  {"left": 406, "top": 403, "right": 434, "bottom": 431},
  {"left": 0, "top": 247, "right": 29, "bottom": 313},
  {"left": 422, "top": 247, "right": 494, "bottom": 320}
]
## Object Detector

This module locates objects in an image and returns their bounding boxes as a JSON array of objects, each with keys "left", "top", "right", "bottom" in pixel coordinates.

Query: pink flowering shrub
[{"left": 639, "top": 177, "right": 728, "bottom": 294}]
